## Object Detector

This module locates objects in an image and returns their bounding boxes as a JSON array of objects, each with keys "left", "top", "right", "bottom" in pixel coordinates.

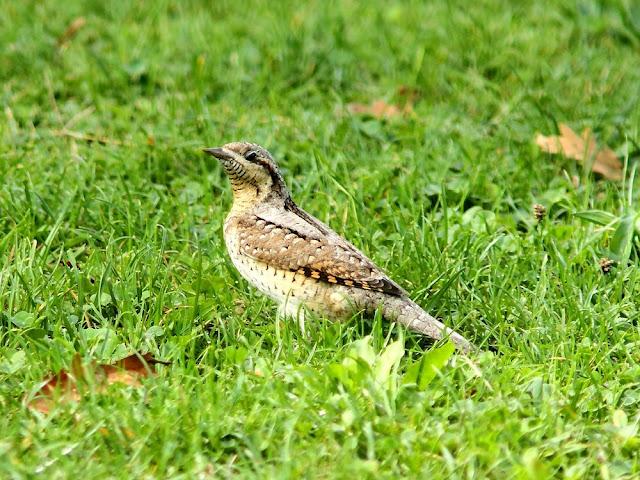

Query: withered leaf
[
  {"left": 27, "top": 353, "right": 169, "bottom": 414},
  {"left": 536, "top": 123, "right": 622, "bottom": 181},
  {"left": 347, "top": 100, "right": 411, "bottom": 119}
]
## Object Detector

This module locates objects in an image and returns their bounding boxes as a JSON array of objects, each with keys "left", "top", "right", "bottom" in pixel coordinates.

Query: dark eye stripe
[{"left": 243, "top": 150, "right": 278, "bottom": 178}]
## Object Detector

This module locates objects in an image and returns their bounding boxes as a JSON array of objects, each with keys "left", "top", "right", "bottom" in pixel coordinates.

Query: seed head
[
  {"left": 599, "top": 257, "right": 614, "bottom": 275},
  {"left": 533, "top": 203, "right": 546, "bottom": 222}
]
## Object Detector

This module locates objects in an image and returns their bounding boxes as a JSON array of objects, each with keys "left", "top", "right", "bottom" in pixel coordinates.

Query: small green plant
[
  {"left": 575, "top": 163, "right": 639, "bottom": 264},
  {"left": 328, "top": 336, "right": 406, "bottom": 415},
  {"left": 328, "top": 335, "right": 455, "bottom": 416}
]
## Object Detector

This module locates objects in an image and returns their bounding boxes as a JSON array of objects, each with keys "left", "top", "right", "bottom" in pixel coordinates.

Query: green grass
[{"left": 2, "top": 0, "right": 640, "bottom": 477}]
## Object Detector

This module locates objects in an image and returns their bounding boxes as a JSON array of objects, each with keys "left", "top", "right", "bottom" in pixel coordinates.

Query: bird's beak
[{"left": 203, "top": 147, "right": 235, "bottom": 162}]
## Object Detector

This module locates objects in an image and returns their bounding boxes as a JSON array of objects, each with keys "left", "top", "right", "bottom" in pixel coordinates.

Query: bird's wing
[{"left": 235, "top": 205, "right": 405, "bottom": 296}]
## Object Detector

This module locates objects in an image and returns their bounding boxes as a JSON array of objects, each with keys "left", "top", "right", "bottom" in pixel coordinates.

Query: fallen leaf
[
  {"left": 347, "top": 99, "right": 411, "bottom": 119},
  {"left": 27, "top": 353, "right": 168, "bottom": 414},
  {"left": 57, "top": 17, "right": 87, "bottom": 48},
  {"left": 536, "top": 123, "right": 622, "bottom": 180}
]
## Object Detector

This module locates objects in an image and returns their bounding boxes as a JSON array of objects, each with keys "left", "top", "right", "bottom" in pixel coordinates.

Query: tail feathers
[{"left": 382, "top": 296, "right": 473, "bottom": 353}]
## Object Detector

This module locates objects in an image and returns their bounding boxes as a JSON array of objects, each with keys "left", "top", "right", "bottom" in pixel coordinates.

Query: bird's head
[{"left": 204, "top": 142, "right": 290, "bottom": 208}]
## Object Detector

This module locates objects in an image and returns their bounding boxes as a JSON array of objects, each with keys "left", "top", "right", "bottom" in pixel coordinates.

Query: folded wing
[{"left": 235, "top": 206, "right": 405, "bottom": 296}]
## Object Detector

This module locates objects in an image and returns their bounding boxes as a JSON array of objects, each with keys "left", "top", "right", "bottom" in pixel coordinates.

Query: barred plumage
[{"left": 205, "top": 142, "right": 473, "bottom": 352}]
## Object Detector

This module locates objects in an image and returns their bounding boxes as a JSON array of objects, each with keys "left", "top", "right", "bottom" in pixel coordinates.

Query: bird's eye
[{"left": 245, "top": 151, "right": 258, "bottom": 161}]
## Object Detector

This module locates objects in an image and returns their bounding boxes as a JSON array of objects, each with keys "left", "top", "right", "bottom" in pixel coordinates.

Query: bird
[{"left": 204, "top": 142, "right": 473, "bottom": 352}]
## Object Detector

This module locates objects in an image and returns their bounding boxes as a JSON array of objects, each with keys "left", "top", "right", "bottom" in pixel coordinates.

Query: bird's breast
[{"left": 223, "top": 221, "right": 354, "bottom": 319}]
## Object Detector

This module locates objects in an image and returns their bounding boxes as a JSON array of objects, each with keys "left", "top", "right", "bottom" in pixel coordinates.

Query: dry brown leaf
[
  {"left": 536, "top": 123, "right": 622, "bottom": 180},
  {"left": 57, "top": 17, "right": 87, "bottom": 48},
  {"left": 27, "top": 353, "right": 169, "bottom": 414},
  {"left": 347, "top": 100, "right": 411, "bottom": 119}
]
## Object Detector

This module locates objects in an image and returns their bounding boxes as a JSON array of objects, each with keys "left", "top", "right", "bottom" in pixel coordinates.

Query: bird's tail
[{"left": 381, "top": 296, "right": 473, "bottom": 353}]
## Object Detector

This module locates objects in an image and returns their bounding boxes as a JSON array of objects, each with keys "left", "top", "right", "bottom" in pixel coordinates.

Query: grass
[{"left": 1, "top": 0, "right": 640, "bottom": 477}]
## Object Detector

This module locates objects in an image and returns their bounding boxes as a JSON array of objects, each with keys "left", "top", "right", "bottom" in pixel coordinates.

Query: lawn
[{"left": 1, "top": 0, "right": 640, "bottom": 478}]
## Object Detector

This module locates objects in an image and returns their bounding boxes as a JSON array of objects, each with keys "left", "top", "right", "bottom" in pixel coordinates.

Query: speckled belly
[{"left": 225, "top": 233, "right": 353, "bottom": 319}]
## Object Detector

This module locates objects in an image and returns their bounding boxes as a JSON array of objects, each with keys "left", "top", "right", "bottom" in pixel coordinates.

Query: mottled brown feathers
[
  {"left": 235, "top": 214, "right": 404, "bottom": 296},
  {"left": 208, "top": 141, "right": 473, "bottom": 351}
]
